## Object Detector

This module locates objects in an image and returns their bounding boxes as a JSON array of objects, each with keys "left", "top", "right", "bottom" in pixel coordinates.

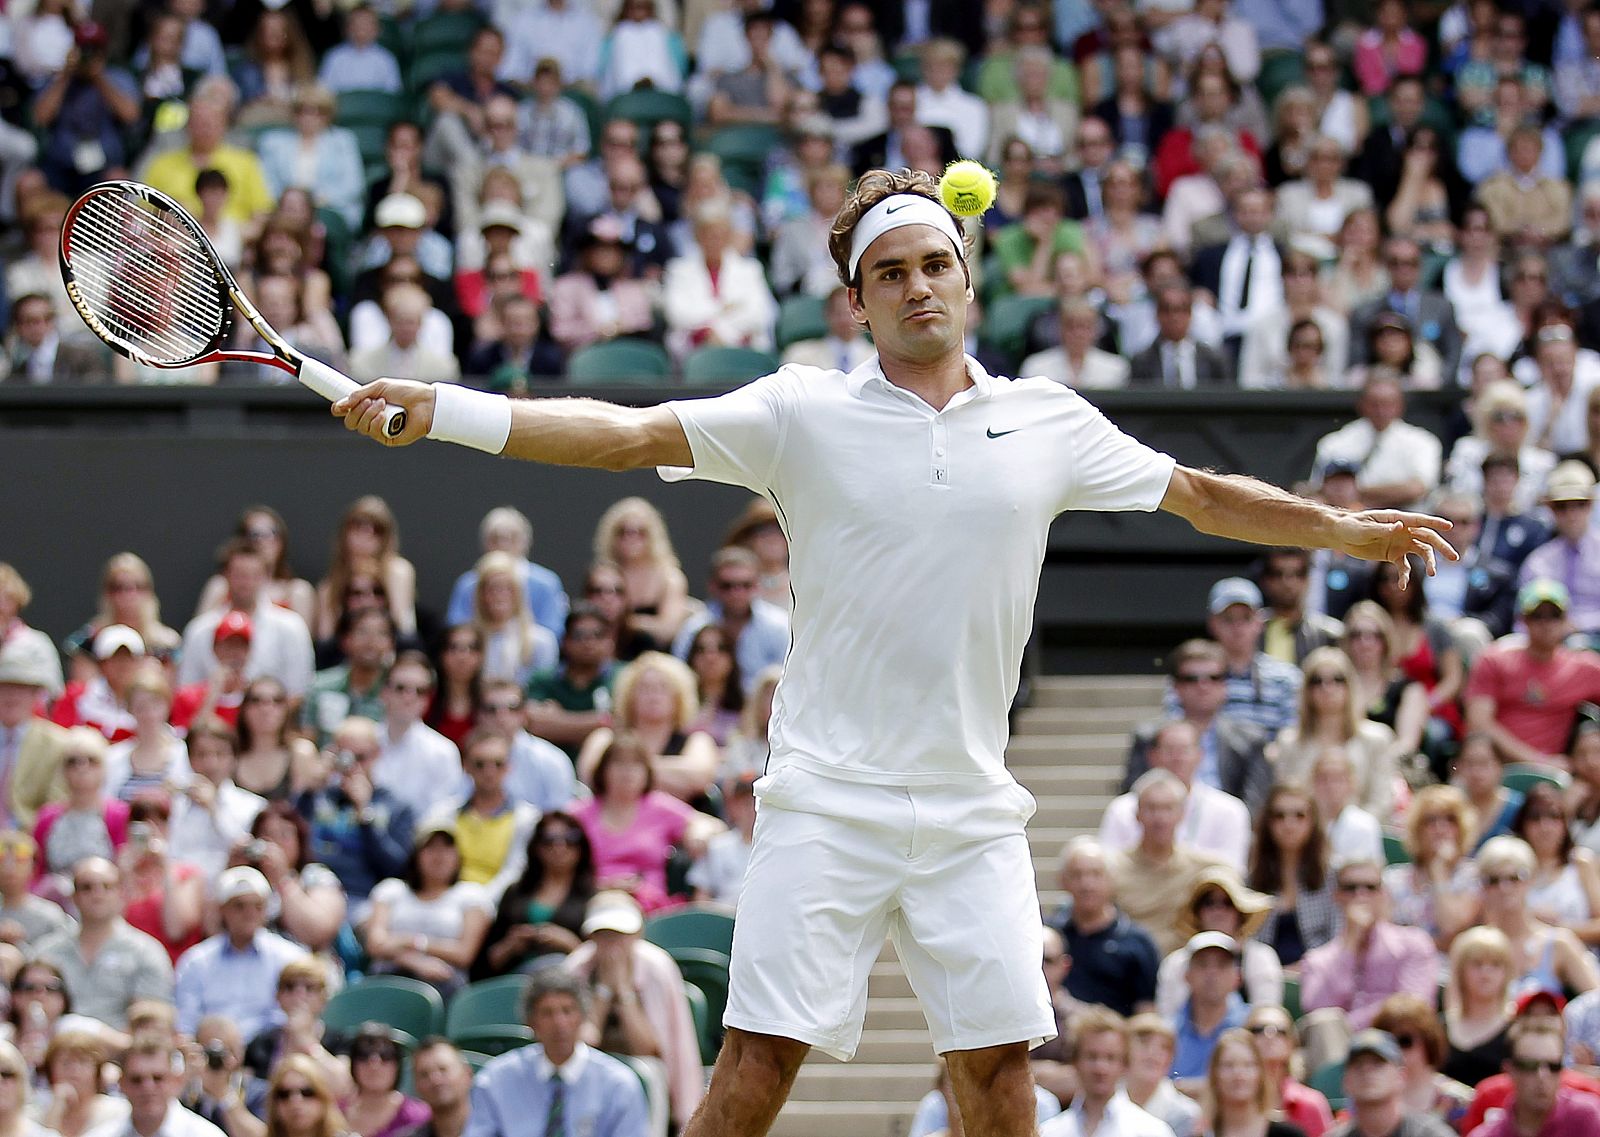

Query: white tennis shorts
[{"left": 724, "top": 763, "right": 1056, "bottom": 1061}]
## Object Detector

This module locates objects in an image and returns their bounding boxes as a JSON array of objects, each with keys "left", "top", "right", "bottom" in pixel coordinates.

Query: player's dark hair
[{"left": 827, "top": 169, "right": 971, "bottom": 289}]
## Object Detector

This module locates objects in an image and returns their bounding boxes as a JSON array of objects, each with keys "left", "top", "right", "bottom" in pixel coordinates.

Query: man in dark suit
[
  {"left": 1121, "top": 640, "right": 1273, "bottom": 814},
  {"left": 849, "top": 80, "right": 956, "bottom": 176},
  {"left": 1350, "top": 236, "right": 1463, "bottom": 378},
  {"left": 463, "top": 295, "right": 565, "bottom": 391},
  {"left": 1354, "top": 73, "right": 1428, "bottom": 210},
  {"left": 0, "top": 293, "right": 110, "bottom": 384},
  {"left": 1128, "top": 283, "right": 1233, "bottom": 388},
  {"left": 1061, "top": 116, "right": 1115, "bottom": 223},
  {"left": 1188, "top": 185, "right": 1286, "bottom": 368}
]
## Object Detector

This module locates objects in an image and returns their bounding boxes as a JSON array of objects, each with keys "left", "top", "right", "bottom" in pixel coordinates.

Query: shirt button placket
[{"left": 931, "top": 419, "right": 949, "bottom": 486}]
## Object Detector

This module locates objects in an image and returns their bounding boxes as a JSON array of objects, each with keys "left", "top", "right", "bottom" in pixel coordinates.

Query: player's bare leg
[
  {"left": 680, "top": 1027, "right": 810, "bottom": 1137},
  {"left": 946, "top": 1042, "right": 1039, "bottom": 1137}
]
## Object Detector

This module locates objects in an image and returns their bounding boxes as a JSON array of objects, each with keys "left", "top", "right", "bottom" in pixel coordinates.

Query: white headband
[{"left": 847, "top": 194, "right": 964, "bottom": 282}]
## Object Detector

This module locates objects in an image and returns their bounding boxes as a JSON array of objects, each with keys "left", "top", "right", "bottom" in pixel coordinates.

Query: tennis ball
[{"left": 939, "top": 160, "right": 997, "bottom": 218}]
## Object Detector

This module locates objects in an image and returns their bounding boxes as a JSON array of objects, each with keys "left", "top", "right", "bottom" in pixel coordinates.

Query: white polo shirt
[{"left": 660, "top": 356, "right": 1176, "bottom": 787}]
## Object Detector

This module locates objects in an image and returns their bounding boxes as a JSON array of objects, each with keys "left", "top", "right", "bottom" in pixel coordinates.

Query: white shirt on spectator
[
  {"left": 500, "top": 3, "right": 603, "bottom": 87},
  {"left": 1216, "top": 234, "right": 1283, "bottom": 338},
  {"left": 103, "top": 734, "right": 191, "bottom": 800},
  {"left": 375, "top": 720, "right": 462, "bottom": 820},
  {"left": 177, "top": 602, "right": 316, "bottom": 699},
  {"left": 167, "top": 781, "right": 267, "bottom": 884},
  {"left": 1096, "top": 782, "right": 1251, "bottom": 872},
  {"left": 317, "top": 44, "right": 403, "bottom": 94},
  {"left": 1327, "top": 802, "right": 1385, "bottom": 866},
  {"left": 1309, "top": 418, "right": 1443, "bottom": 508},
  {"left": 348, "top": 300, "right": 455, "bottom": 359},
  {"left": 1525, "top": 353, "right": 1600, "bottom": 455},
  {"left": 694, "top": 11, "right": 810, "bottom": 77},
  {"left": 1019, "top": 347, "right": 1132, "bottom": 389},
  {"left": 916, "top": 82, "right": 989, "bottom": 161},
  {"left": 686, "top": 827, "right": 753, "bottom": 905},
  {"left": 1039, "top": 1089, "right": 1175, "bottom": 1137},
  {"left": 84, "top": 1101, "right": 225, "bottom": 1137}
]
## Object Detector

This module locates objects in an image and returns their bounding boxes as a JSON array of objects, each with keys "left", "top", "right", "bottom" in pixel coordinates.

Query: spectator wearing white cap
[
  {"left": 1169, "top": 931, "right": 1250, "bottom": 1091},
  {"left": 358, "top": 192, "right": 454, "bottom": 283},
  {"left": 0, "top": 637, "right": 69, "bottom": 831},
  {"left": 177, "top": 541, "right": 315, "bottom": 705},
  {"left": 50, "top": 625, "right": 149, "bottom": 743},
  {"left": 173, "top": 866, "right": 307, "bottom": 1039},
  {"left": 449, "top": 94, "right": 562, "bottom": 267}
]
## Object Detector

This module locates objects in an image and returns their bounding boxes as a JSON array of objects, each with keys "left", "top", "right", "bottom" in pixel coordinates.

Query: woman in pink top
[
  {"left": 1353, "top": 0, "right": 1428, "bottom": 95},
  {"left": 573, "top": 734, "right": 718, "bottom": 912}
]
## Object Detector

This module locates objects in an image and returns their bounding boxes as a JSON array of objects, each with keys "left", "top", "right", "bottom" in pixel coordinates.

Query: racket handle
[{"left": 298, "top": 357, "right": 407, "bottom": 438}]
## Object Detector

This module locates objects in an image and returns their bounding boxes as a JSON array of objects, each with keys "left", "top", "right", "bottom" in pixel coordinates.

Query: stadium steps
[{"left": 767, "top": 674, "right": 1164, "bottom": 1137}]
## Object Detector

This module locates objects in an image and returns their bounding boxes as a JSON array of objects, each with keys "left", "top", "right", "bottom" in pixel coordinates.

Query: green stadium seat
[
  {"left": 1281, "top": 976, "right": 1301, "bottom": 1023},
  {"left": 1503, "top": 763, "right": 1570, "bottom": 795},
  {"left": 446, "top": 975, "right": 530, "bottom": 1037},
  {"left": 347, "top": 122, "right": 393, "bottom": 168},
  {"left": 1383, "top": 832, "right": 1411, "bottom": 866},
  {"left": 681, "top": 346, "right": 779, "bottom": 386},
  {"left": 378, "top": 21, "right": 411, "bottom": 66},
  {"left": 604, "top": 90, "right": 692, "bottom": 132},
  {"left": 703, "top": 125, "right": 781, "bottom": 194},
  {"left": 336, "top": 90, "right": 408, "bottom": 129},
  {"left": 564, "top": 87, "right": 603, "bottom": 157},
  {"left": 682, "top": 981, "right": 715, "bottom": 1064},
  {"left": 1256, "top": 54, "right": 1306, "bottom": 107},
  {"left": 411, "top": 10, "right": 486, "bottom": 57},
  {"left": 775, "top": 294, "right": 827, "bottom": 350},
  {"left": 408, "top": 50, "right": 463, "bottom": 96},
  {"left": 1567, "top": 121, "right": 1600, "bottom": 184},
  {"left": 607, "top": 1053, "right": 669, "bottom": 1121},
  {"left": 980, "top": 294, "right": 1054, "bottom": 364},
  {"left": 459, "top": 1051, "right": 493, "bottom": 1073},
  {"left": 449, "top": 1025, "right": 536, "bottom": 1055},
  {"left": 566, "top": 339, "right": 673, "bottom": 384},
  {"left": 891, "top": 51, "right": 922, "bottom": 84},
  {"left": 644, "top": 904, "right": 736, "bottom": 956},
  {"left": 323, "top": 976, "right": 445, "bottom": 1041},
  {"left": 315, "top": 206, "right": 356, "bottom": 300},
  {"left": 665, "top": 947, "right": 730, "bottom": 1050},
  {"left": 1309, "top": 1061, "right": 1346, "bottom": 1112}
]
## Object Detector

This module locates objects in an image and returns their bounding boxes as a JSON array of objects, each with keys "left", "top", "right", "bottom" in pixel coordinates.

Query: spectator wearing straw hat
[
  {"left": 1155, "top": 868, "right": 1280, "bottom": 1018},
  {"left": 1518, "top": 461, "right": 1600, "bottom": 638}
]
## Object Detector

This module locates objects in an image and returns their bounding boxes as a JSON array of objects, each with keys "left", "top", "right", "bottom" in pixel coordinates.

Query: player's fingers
[
  {"left": 339, "top": 396, "right": 377, "bottom": 432},
  {"left": 1411, "top": 538, "right": 1438, "bottom": 576},
  {"left": 1371, "top": 509, "right": 1453, "bottom": 531},
  {"left": 331, "top": 381, "right": 395, "bottom": 417},
  {"left": 1412, "top": 526, "right": 1459, "bottom": 561},
  {"left": 353, "top": 399, "right": 391, "bottom": 440}
]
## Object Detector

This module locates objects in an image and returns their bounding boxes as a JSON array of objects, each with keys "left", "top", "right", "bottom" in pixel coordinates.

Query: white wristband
[{"left": 427, "top": 383, "right": 512, "bottom": 454}]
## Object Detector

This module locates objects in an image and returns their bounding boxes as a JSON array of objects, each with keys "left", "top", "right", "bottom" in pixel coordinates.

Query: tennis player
[{"left": 334, "top": 169, "right": 1452, "bottom": 1137}]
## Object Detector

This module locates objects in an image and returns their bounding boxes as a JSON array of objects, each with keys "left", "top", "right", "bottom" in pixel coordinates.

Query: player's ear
[{"left": 847, "top": 285, "right": 867, "bottom": 326}]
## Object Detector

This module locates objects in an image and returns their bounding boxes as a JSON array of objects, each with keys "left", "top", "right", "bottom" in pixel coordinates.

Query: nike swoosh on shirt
[{"left": 986, "top": 428, "right": 1022, "bottom": 439}]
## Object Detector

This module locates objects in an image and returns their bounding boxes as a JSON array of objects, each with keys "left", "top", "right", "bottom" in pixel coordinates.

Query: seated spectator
[
  {"left": 705, "top": 13, "right": 794, "bottom": 129},
  {"left": 349, "top": 283, "right": 461, "bottom": 384},
  {"left": 238, "top": 219, "right": 335, "bottom": 330},
  {"left": 1195, "top": 1027, "right": 1304, "bottom": 1137},
  {"left": 1477, "top": 125, "right": 1573, "bottom": 246},
  {"left": 340, "top": 1026, "right": 429, "bottom": 1137},
  {"left": 425, "top": 727, "right": 540, "bottom": 894},
  {"left": 52, "top": 625, "right": 149, "bottom": 743},
  {"left": 596, "top": 0, "right": 686, "bottom": 100},
  {"left": 364, "top": 122, "right": 447, "bottom": 235},
  {"left": 1169, "top": 933, "right": 1249, "bottom": 1089},
  {"left": 781, "top": 285, "right": 875, "bottom": 372},
  {"left": 1353, "top": 0, "right": 1427, "bottom": 94},
  {"left": 1151, "top": 70, "right": 1260, "bottom": 200},
  {"left": 525, "top": 604, "right": 618, "bottom": 761},
  {"left": 258, "top": 83, "right": 365, "bottom": 231},
  {"left": 464, "top": 295, "right": 563, "bottom": 392},
  {"left": 1385, "top": 127, "right": 1457, "bottom": 251},
  {"left": 1445, "top": 382, "right": 1556, "bottom": 517},
  {"left": 849, "top": 80, "right": 957, "bottom": 178},
  {"left": 1476, "top": 834, "right": 1600, "bottom": 997},
  {"left": 242, "top": 272, "right": 348, "bottom": 376},
  {"left": 33, "top": 23, "right": 141, "bottom": 195},
  {"left": 1109, "top": 771, "right": 1230, "bottom": 954},
  {"left": 316, "top": 498, "right": 418, "bottom": 651},
  {"left": 469, "top": 554, "right": 556, "bottom": 689},
  {"left": 299, "top": 717, "right": 413, "bottom": 915},
  {"left": 1255, "top": 551, "right": 1341, "bottom": 671},
  {"left": 177, "top": 541, "right": 315, "bottom": 704},
  {"left": 1387, "top": 784, "right": 1483, "bottom": 946},
  {"left": 1468, "top": 582, "right": 1600, "bottom": 764},
  {"left": 32, "top": 858, "right": 173, "bottom": 1032},
  {"left": 519, "top": 60, "right": 589, "bottom": 170},
  {"left": 237, "top": 678, "right": 323, "bottom": 803},
  {"left": 576, "top": 654, "right": 720, "bottom": 805},
  {"left": 1119, "top": 1014, "right": 1201, "bottom": 1136},
  {"left": 564, "top": 891, "right": 703, "bottom": 1127},
  {"left": 546, "top": 217, "right": 658, "bottom": 355},
  {"left": 0, "top": 292, "right": 109, "bottom": 384},
  {"left": 573, "top": 733, "right": 723, "bottom": 911},
  {"left": 592, "top": 499, "right": 692, "bottom": 652},
  {"left": 1020, "top": 298, "right": 1130, "bottom": 388},
  {"left": 1525, "top": 324, "right": 1600, "bottom": 455},
  {"left": 1048, "top": 837, "right": 1159, "bottom": 1018},
  {"left": 1476, "top": 453, "right": 1552, "bottom": 577},
  {"left": 1520, "top": 463, "right": 1600, "bottom": 635},
  {"left": 992, "top": 182, "right": 1092, "bottom": 300},
  {"left": 1327, "top": 1029, "right": 1457, "bottom": 1137},
  {"left": 371, "top": 653, "right": 459, "bottom": 823},
  {"left": 688, "top": 774, "right": 756, "bottom": 906},
  {"left": 118, "top": 799, "right": 204, "bottom": 964},
  {"left": 1104, "top": 721, "right": 1251, "bottom": 870},
  {"left": 241, "top": 802, "right": 346, "bottom": 955},
  {"left": 0, "top": 640, "right": 68, "bottom": 831},
  {"left": 364, "top": 822, "right": 493, "bottom": 998},
  {"left": 1037, "top": 1008, "right": 1167, "bottom": 1137},
  {"left": 0, "top": 831, "right": 72, "bottom": 948},
  {"left": 672, "top": 548, "right": 788, "bottom": 693},
  {"left": 314, "top": 5, "right": 400, "bottom": 96},
  {"left": 39, "top": 1030, "right": 128, "bottom": 1137},
  {"left": 662, "top": 201, "right": 776, "bottom": 361},
  {"left": 103, "top": 668, "right": 190, "bottom": 802},
  {"left": 478, "top": 811, "right": 596, "bottom": 976},
  {"left": 1300, "top": 853, "right": 1438, "bottom": 1070},
  {"left": 1127, "top": 283, "right": 1233, "bottom": 388},
  {"left": 463, "top": 969, "right": 649, "bottom": 1136},
  {"left": 1274, "top": 648, "right": 1398, "bottom": 819},
  {"left": 684, "top": 626, "right": 742, "bottom": 746},
  {"left": 1314, "top": 747, "right": 1386, "bottom": 866},
  {"left": 141, "top": 98, "right": 273, "bottom": 226},
  {"left": 1457, "top": 732, "right": 1522, "bottom": 852},
  {"left": 1367, "top": 562, "right": 1463, "bottom": 752},
  {"left": 174, "top": 866, "right": 305, "bottom": 1038},
  {"left": 1368, "top": 994, "right": 1474, "bottom": 1126},
  {"left": 1458, "top": 78, "right": 1564, "bottom": 188},
  {"left": 241, "top": 958, "right": 351, "bottom": 1091},
  {"left": 302, "top": 610, "right": 392, "bottom": 749},
  {"left": 1274, "top": 137, "right": 1372, "bottom": 246},
  {"left": 354, "top": 193, "right": 455, "bottom": 295},
  {"left": 1245, "top": 1006, "right": 1333, "bottom": 1137},
  {"left": 1198, "top": 580, "right": 1302, "bottom": 744},
  {"left": 1441, "top": 925, "right": 1517, "bottom": 1085},
  {"left": 1514, "top": 783, "right": 1600, "bottom": 951},
  {"left": 1350, "top": 238, "right": 1463, "bottom": 382},
  {"left": 158, "top": 719, "right": 259, "bottom": 881},
  {"left": 1249, "top": 784, "right": 1336, "bottom": 966},
  {"left": 914, "top": 37, "right": 987, "bottom": 159},
  {"left": 1239, "top": 253, "right": 1348, "bottom": 392},
  {"left": 450, "top": 99, "right": 562, "bottom": 267},
  {"left": 1310, "top": 375, "right": 1443, "bottom": 510},
  {"left": 1156, "top": 869, "right": 1279, "bottom": 1017},
  {"left": 67, "top": 553, "right": 181, "bottom": 685},
  {"left": 1471, "top": 1015, "right": 1600, "bottom": 1136},
  {"left": 445, "top": 508, "right": 566, "bottom": 637},
  {"left": 32, "top": 731, "right": 129, "bottom": 898},
  {"left": 1339, "top": 602, "right": 1430, "bottom": 764},
  {"left": 1320, "top": 207, "right": 1389, "bottom": 317},
  {"left": 770, "top": 165, "right": 851, "bottom": 301},
  {"left": 1346, "top": 312, "right": 1444, "bottom": 390},
  {"left": 984, "top": 48, "right": 1077, "bottom": 172}
]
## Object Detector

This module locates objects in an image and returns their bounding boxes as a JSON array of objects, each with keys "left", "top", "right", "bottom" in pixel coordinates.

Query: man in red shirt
[
  {"left": 1465, "top": 581, "right": 1600, "bottom": 764},
  {"left": 1468, "top": 1015, "right": 1600, "bottom": 1137},
  {"left": 1461, "top": 992, "right": 1600, "bottom": 1134}
]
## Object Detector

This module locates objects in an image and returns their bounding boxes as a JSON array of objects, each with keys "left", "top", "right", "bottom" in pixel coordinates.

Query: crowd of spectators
[{"left": 0, "top": 489, "right": 798, "bottom": 1136}]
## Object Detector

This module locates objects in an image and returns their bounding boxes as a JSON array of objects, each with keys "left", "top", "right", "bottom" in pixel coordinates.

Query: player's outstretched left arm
[
  {"left": 331, "top": 378, "right": 693, "bottom": 470},
  {"left": 1160, "top": 466, "right": 1456, "bottom": 587}
]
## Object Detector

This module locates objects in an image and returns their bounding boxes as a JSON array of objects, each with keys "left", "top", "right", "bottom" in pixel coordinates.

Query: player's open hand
[
  {"left": 1336, "top": 509, "right": 1458, "bottom": 587},
  {"left": 331, "top": 378, "right": 434, "bottom": 446}
]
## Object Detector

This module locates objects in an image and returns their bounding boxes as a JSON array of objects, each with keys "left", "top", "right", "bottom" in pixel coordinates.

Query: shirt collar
[
  {"left": 220, "top": 930, "right": 263, "bottom": 957},
  {"left": 846, "top": 354, "right": 993, "bottom": 404},
  {"left": 533, "top": 1041, "right": 590, "bottom": 1084}
]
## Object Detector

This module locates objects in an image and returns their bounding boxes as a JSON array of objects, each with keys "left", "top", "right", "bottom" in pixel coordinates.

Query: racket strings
[{"left": 65, "top": 192, "right": 228, "bottom": 363}]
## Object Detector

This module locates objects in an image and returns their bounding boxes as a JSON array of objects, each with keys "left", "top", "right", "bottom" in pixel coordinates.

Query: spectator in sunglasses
[
  {"left": 267, "top": 1054, "right": 349, "bottom": 1137},
  {"left": 478, "top": 812, "right": 596, "bottom": 978},
  {"left": 1467, "top": 1017, "right": 1600, "bottom": 1137}
]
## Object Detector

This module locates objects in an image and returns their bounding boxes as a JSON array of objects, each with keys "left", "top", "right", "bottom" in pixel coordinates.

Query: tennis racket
[{"left": 59, "top": 180, "right": 405, "bottom": 437}]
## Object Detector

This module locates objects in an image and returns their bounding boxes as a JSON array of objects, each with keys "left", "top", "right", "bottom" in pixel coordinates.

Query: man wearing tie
[
  {"left": 1350, "top": 236, "right": 1462, "bottom": 379},
  {"left": 1063, "top": 118, "right": 1116, "bottom": 223},
  {"left": 465, "top": 969, "right": 649, "bottom": 1137},
  {"left": 1188, "top": 186, "right": 1283, "bottom": 369},
  {"left": 1129, "top": 284, "right": 1233, "bottom": 389},
  {"left": 1, "top": 294, "right": 110, "bottom": 384}
]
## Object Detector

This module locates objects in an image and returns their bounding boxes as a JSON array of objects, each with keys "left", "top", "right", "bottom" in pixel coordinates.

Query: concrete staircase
[{"left": 768, "top": 675, "right": 1165, "bottom": 1137}]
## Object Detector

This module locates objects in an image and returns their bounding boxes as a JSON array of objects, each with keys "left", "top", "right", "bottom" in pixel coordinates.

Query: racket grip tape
[{"left": 298, "top": 357, "right": 407, "bottom": 438}]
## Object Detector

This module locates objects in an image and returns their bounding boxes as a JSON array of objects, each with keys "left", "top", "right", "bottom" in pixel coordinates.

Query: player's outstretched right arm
[{"left": 332, "top": 378, "right": 693, "bottom": 471}]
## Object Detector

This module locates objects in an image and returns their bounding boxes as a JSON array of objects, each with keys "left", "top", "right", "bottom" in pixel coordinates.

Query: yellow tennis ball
[{"left": 939, "top": 160, "right": 997, "bottom": 218}]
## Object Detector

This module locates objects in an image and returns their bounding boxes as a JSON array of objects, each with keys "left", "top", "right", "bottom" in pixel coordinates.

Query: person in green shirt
[
  {"left": 990, "top": 181, "right": 1092, "bottom": 298},
  {"left": 525, "top": 604, "right": 616, "bottom": 760},
  {"left": 302, "top": 609, "right": 393, "bottom": 746}
]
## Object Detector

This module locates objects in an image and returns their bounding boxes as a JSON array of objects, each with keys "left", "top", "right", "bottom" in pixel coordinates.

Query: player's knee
[
  {"left": 716, "top": 1028, "right": 809, "bottom": 1096},
  {"left": 946, "top": 1041, "right": 1033, "bottom": 1094}
]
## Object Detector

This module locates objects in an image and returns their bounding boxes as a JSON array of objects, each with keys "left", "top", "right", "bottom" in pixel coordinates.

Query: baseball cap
[
  {"left": 1543, "top": 459, "right": 1596, "bottom": 503},
  {"left": 478, "top": 202, "right": 525, "bottom": 234},
  {"left": 1319, "top": 457, "right": 1361, "bottom": 482},
  {"left": 213, "top": 610, "right": 253, "bottom": 646},
  {"left": 1519, "top": 579, "right": 1570, "bottom": 615},
  {"left": 1515, "top": 988, "right": 1567, "bottom": 1017},
  {"left": 581, "top": 890, "right": 644, "bottom": 937},
  {"left": 1347, "top": 1029, "right": 1403, "bottom": 1065},
  {"left": 1371, "top": 310, "right": 1412, "bottom": 335},
  {"left": 93, "top": 625, "right": 145, "bottom": 660},
  {"left": 1185, "top": 931, "right": 1240, "bottom": 959},
  {"left": 375, "top": 193, "right": 426, "bottom": 230},
  {"left": 0, "top": 639, "right": 58, "bottom": 688},
  {"left": 1208, "top": 577, "right": 1262, "bottom": 616},
  {"left": 413, "top": 819, "right": 457, "bottom": 848},
  {"left": 217, "top": 866, "right": 271, "bottom": 905}
]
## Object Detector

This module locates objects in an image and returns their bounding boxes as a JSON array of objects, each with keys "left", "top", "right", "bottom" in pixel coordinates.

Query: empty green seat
[
  {"left": 980, "top": 294, "right": 1054, "bottom": 364},
  {"left": 666, "top": 946, "right": 730, "bottom": 1050},
  {"left": 323, "top": 976, "right": 445, "bottom": 1041},
  {"left": 336, "top": 90, "right": 408, "bottom": 129},
  {"left": 644, "top": 905, "right": 736, "bottom": 956},
  {"left": 1383, "top": 832, "right": 1411, "bottom": 866},
  {"left": 446, "top": 975, "right": 529, "bottom": 1037},
  {"left": 449, "top": 1025, "right": 536, "bottom": 1055},
  {"left": 775, "top": 294, "right": 827, "bottom": 350},
  {"left": 566, "top": 339, "right": 673, "bottom": 384},
  {"left": 681, "top": 346, "right": 779, "bottom": 386},
  {"left": 1503, "top": 763, "right": 1570, "bottom": 795},
  {"left": 411, "top": 11, "right": 486, "bottom": 57},
  {"left": 604, "top": 90, "right": 692, "bottom": 132}
]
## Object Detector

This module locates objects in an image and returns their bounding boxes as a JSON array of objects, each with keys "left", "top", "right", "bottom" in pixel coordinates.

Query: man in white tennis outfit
[{"left": 335, "top": 169, "right": 1454, "bottom": 1137}]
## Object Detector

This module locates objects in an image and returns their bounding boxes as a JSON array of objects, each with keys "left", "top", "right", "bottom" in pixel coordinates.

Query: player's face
[{"left": 849, "top": 226, "right": 970, "bottom": 370}]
